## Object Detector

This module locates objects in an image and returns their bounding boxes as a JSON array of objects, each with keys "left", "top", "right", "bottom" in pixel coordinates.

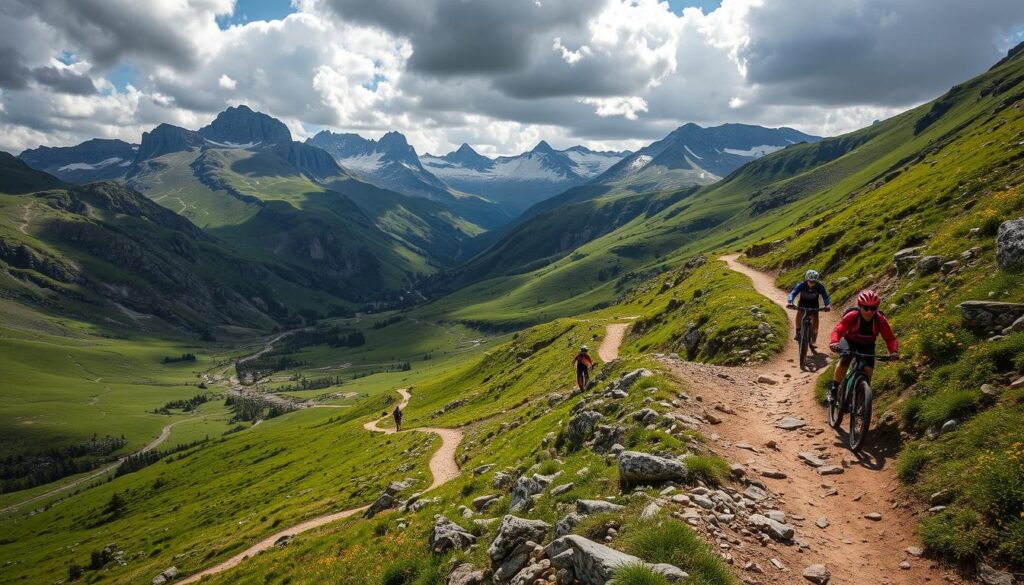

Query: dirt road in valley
[
  {"left": 656, "top": 254, "right": 966, "bottom": 585},
  {"left": 180, "top": 388, "right": 463, "bottom": 583},
  {"left": 0, "top": 418, "right": 190, "bottom": 515}
]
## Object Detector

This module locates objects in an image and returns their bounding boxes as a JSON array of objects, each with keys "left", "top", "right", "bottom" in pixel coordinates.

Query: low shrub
[
  {"left": 610, "top": 563, "right": 670, "bottom": 585},
  {"left": 622, "top": 519, "right": 736, "bottom": 585},
  {"left": 684, "top": 454, "right": 731, "bottom": 487},
  {"left": 918, "top": 389, "right": 979, "bottom": 428},
  {"left": 896, "top": 446, "right": 930, "bottom": 482},
  {"left": 918, "top": 508, "right": 993, "bottom": 562}
]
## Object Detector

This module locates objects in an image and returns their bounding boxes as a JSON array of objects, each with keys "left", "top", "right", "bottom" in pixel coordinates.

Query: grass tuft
[
  {"left": 610, "top": 563, "right": 671, "bottom": 585},
  {"left": 622, "top": 519, "right": 737, "bottom": 585},
  {"left": 684, "top": 454, "right": 731, "bottom": 487}
]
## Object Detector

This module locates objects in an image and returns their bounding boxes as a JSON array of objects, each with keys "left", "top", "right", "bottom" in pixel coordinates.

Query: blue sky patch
[
  {"left": 217, "top": 0, "right": 295, "bottom": 29},
  {"left": 666, "top": 0, "right": 722, "bottom": 16}
]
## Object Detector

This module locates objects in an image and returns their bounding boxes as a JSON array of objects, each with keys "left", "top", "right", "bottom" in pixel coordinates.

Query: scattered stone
[
  {"left": 510, "top": 476, "right": 544, "bottom": 513},
  {"left": 765, "top": 439, "right": 778, "bottom": 450},
  {"left": 930, "top": 491, "right": 951, "bottom": 506},
  {"left": 473, "top": 463, "right": 496, "bottom": 475},
  {"left": 545, "top": 535, "right": 688, "bottom": 584},
  {"left": 899, "top": 561, "right": 911, "bottom": 570},
  {"left": 488, "top": 516, "right": 551, "bottom": 585},
  {"left": 816, "top": 465, "right": 844, "bottom": 476},
  {"left": 430, "top": 516, "right": 477, "bottom": 554},
  {"left": 757, "top": 375, "right": 778, "bottom": 385},
  {"left": 815, "top": 517, "right": 829, "bottom": 529},
  {"left": 641, "top": 502, "right": 662, "bottom": 519},
  {"left": 906, "top": 546, "right": 923, "bottom": 557},
  {"left": 749, "top": 513, "right": 795, "bottom": 541},
  {"left": 493, "top": 471, "right": 514, "bottom": 490},
  {"left": 978, "top": 563, "right": 1014, "bottom": 585},
  {"left": 473, "top": 494, "right": 501, "bottom": 511},
  {"left": 761, "top": 469, "right": 787, "bottom": 479},
  {"left": 775, "top": 417, "right": 806, "bottom": 430},
  {"left": 631, "top": 408, "right": 662, "bottom": 426},
  {"left": 864, "top": 512, "right": 882, "bottom": 521},
  {"left": 576, "top": 500, "right": 625, "bottom": 514},
  {"left": 940, "top": 419, "right": 959, "bottom": 434},
  {"left": 802, "top": 564, "right": 830, "bottom": 584},
  {"left": 1004, "top": 315, "right": 1024, "bottom": 335},
  {"left": 555, "top": 512, "right": 584, "bottom": 538},
  {"left": 729, "top": 464, "right": 746, "bottom": 479},
  {"left": 799, "top": 452, "right": 826, "bottom": 467},
  {"left": 365, "top": 480, "right": 411, "bottom": 518},
  {"left": 917, "top": 255, "right": 943, "bottom": 274},
  {"left": 274, "top": 535, "right": 292, "bottom": 547},
  {"left": 447, "top": 563, "right": 487, "bottom": 585},
  {"left": 770, "top": 558, "right": 785, "bottom": 570},
  {"left": 619, "top": 451, "right": 688, "bottom": 486},
  {"left": 550, "top": 483, "right": 574, "bottom": 497},
  {"left": 692, "top": 494, "right": 715, "bottom": 510},
  {"left": 151, "top": 567, "right": 178, "bottom": 585},
  {"left": 566, "top": 410, "right": 603, "bottom": 445},
  {"left": 958, "top": 300, "right": 1024, "bottom": 333},
  {"left": 744, "top": 485, "right": 769, "bottom": 502}
]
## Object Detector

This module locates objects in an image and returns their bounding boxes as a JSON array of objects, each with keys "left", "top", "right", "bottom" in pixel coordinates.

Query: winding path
[
  {"left": 656, "top": 255, "right": 964, "bottom": 585},
  {"left": 599, "top": 323, "right": 629, "bottom": 362},
  {"left": 0, "top": 418, "right": 190, "bottom": 515},
  {"left": 180, "top": 389, "right": 463, "bottom": 583}
]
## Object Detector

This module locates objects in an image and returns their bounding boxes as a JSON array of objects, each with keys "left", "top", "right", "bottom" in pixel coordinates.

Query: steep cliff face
[{"left": 198, "top": 105, "right": 292, "bottom": 145}]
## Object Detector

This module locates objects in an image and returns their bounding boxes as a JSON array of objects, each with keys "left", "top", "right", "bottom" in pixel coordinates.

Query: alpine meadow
[{"left": 1, "top": 2, "right": 1023, "bottom": 585}]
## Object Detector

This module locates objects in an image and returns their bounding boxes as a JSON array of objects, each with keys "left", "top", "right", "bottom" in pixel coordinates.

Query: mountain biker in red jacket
[
  {"left": 827, "top": 290, "right": 899, "bottom": 404},
  {"left": 573, "top": 346, "right": 594, "bottom": 391}
]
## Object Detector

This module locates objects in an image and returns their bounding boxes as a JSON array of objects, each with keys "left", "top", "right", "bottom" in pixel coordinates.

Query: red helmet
[{"left": 856, "top": 289, "right": 880, "bottom": 307}]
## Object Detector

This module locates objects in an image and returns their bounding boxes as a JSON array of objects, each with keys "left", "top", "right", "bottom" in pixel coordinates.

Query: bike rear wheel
[
  {"left": 799, "top": 319, "right": 810, "bottom": 370},
  {"left": 849, "top": 378, "right": 873, "bottom": 451}
]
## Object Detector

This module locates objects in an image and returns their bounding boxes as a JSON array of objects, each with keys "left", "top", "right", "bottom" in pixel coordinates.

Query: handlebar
[
  {"left": 838, "top": 351, "right": 897, "bottom": 361},
  {"left": 786, "top": 305, "right": 830, "bottom": 312}
]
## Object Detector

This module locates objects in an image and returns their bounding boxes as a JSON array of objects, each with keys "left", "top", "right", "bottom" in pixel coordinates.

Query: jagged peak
[{"left": 531, "top": 140, "right": 555, "bottom": 154}]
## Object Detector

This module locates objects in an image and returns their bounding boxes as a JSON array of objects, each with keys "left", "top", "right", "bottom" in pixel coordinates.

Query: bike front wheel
[
  {"left": 828, "top": 381, "right": 844, "bottom": 429},
  {"left": 849, "top": 378, "right": 873, "bottom": 451}
]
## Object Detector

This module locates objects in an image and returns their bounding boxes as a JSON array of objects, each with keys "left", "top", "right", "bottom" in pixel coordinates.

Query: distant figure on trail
[
  {"left": 786, "top": 269, "right": 831, "bottom": 349},
  {"left": 392, "top": 404, "right": 403, "bottom": 432},
  {"left": 573, "top": 345, "right": 595, "bottom": 391}
]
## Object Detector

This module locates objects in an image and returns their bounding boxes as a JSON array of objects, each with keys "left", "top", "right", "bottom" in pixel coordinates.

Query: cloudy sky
[{"left": 1, "top": 0, "right": 1023, "bottom": 156}]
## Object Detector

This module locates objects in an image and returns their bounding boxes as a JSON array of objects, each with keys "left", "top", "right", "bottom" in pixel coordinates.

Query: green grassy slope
[{"left": 423, "top": 45, "right": 1024, "bottom": 330}]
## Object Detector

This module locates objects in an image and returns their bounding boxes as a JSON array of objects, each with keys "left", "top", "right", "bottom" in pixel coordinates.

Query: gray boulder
[
  {"left": 151, "top": 567, "right": 178, "bottom": 585},
  {"left": 545, "top": 535, "right": 687, "bottom": 584},
  {"left": 978, "top": 563, "right": 1014, "bottom": 585},
  {"left": 555, "top": 512, "right": 584, "bottom": 537},
  {"left": 566, "top": 410, "right": 603, "bottom": 445},
  {"left": 803, "top": 564, "right": 831, "bottom": 584},
  {"left": 576, "top": 499, "right": 624, "bottom": 514},
  {"left": 682, "top": 324, "right": 703, "bottom": 353},
  {"left": 488, "top": 515, "right": 551, "bottom": 585},
  {"left": 631, "top": 408, "right": 661, "bottom": 425},
  {"left": 492, "top": 471, "right": 515, "bottom": 490},
  {"left": 996, "top": 217, "right": 1024, "bottom": 270},
  {"left": 749, "top": 513, "right": 795, "bottom": 541},
  {"left": 918, "top": 255, "right": 943, "bottom": 274},
  {"left": 365, "top": 481, "right": 410, "bottom": 518},
  {"left": 448, "top": 563, "right": 487, "bottom": 585},
  {"left": 591, "top": 425, "right": 624, "bottom": 453},
  {"left": 619, "top": 451, "right": 688, "bottom": 486},
  {"left": 430, "top": 516, "right": 477, "bottom": 554},
  {"left": 510, "top": 475, "right": 543, "bottom": 513}
]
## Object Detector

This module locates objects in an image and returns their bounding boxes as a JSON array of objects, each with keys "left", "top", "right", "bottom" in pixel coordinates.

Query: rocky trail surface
[
  {"left": 180, "top": 388, "right": 465, "bottom": 583},
  {"left": 656, "top": 255, "right": 968, "bottom": 585}
]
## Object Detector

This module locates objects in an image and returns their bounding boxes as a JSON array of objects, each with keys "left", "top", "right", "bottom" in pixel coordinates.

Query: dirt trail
[
  {"left": 658, "top": 254, "right": 964, "bottom": 585},
  {"left": 181, "top": 389, "right": 463, "bottom": 583},
  {"left": 0, "top": 419, "right": 189, "bottom": 515},
  {"left": 599, "top": 323, "right": 630, "bottom": 362}
]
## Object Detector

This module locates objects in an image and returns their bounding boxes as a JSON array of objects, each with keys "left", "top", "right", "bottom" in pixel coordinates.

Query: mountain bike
[
  {"left": 787, "top": 305, "right": 829, "bottom": 370},
  {"left": 829, "top": 352, "right": 895, "bottom": 451},
  {"left": 577, "top": 366, "right": 590, "bottom": 392}
]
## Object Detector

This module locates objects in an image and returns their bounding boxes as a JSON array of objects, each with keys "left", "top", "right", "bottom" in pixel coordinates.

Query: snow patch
[
  {"left": 204, "top": 139, "right": 261, "bottom": 149},
  {"left": 338, "top": 152, "right": 386, "bottom": 174},
  {"left": 58, "top": 157, "right": 124, "bottom": 171},
  {"left": 627, "top": 154, "right": 653, "bottom": 171},
  {"left": 683, "top": 145, "right": 703, "bottom": 160},
  {"left": 723, "top": 144, "right": 784, "bottom": 158},
  {"left": 563, "top": 149, "right": 624, "bottom": 177}
]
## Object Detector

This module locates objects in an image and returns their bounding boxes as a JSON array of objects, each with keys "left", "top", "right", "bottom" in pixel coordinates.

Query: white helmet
[{"left": 804, "top": 269, "right": 820, "bottom": 282}]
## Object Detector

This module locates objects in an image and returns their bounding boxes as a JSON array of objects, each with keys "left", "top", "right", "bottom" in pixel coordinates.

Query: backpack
[{"left": 843, "top": 307, "right": 885, "bottom": 338}]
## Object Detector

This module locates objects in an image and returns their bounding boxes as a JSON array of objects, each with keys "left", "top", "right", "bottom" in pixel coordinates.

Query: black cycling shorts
[
  {"left": 837, "top": 338, "right": 876, "bottom": 368},
  {"left": 576, "top": 362, "right": 589, "bottom": 376}
]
